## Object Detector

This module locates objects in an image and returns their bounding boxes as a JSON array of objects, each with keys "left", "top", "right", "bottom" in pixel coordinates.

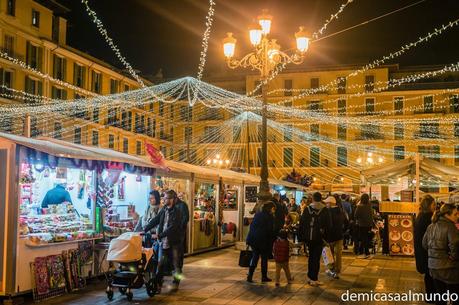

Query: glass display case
[{"left": 193, "top": 182, "right": 217, "bottom": 250}]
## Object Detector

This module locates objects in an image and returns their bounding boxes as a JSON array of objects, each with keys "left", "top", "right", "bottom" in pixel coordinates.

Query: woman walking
[
  {"left": 423, "top": 202, "right": 459, "bottom": 305},
  {"left": 246, "top": 202, "right": 275, "bottom": 283},
  {"left": 414, "top": 195, "right": 436, "bottom": 301},
  {"left": 354, "top": 193, "right": 374, "bottom": 258}
]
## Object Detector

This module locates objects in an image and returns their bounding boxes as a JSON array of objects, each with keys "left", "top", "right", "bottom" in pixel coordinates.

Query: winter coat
[
  {"left": 144, "top": 205, "right": 182, "bottom": 246},
  {"left": 41, "top": 185, "right": 72, "bottom": 208},
  {"left": 134, "top": 204, "right": 161, "bottom": 232},
  {"left": 354, "top": 204, "right": 374, "bottom": 228},
  {"left": 246, "top": 210, "right": 274, "bottom": 254},
  {"left": 326, "top": 206, "right": 345, "bottom": 243},
  {"left": 298, "top": 202, "right": 332, "bottom": 243},
  {"left": 414, "top": 212, "right": 433, "bottom": 274},
  {"left": 175, "top": 199, "right": 190, "bottom": 231},
  {"left": 273, "top": 199, "right": 288, "bottom": 234},
  {"left": 273, "top": 238, "right": 290, "bottom": 263},
  {"left": 422, "top": 216, "right": 459, "bottom": 284}
]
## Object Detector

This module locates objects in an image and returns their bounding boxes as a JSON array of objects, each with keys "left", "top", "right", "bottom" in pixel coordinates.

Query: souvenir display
[
  {"left": 193, "top": 183, "right": 217, "bottom": 250},
  {"left": 19, "top": 164, "right": 100, "bottom": 245}
]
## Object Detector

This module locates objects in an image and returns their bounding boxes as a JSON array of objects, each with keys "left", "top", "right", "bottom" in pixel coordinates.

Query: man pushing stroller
[{"left": 143, "top": 189, "right": 189, "bottom": 291}]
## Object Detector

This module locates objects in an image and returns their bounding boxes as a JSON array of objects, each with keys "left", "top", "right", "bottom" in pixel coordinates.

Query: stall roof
[
  {"left": 361, "top": 157, "right": 459, "bottom": 184},
  {"left": 0, "top": 132, "right": 158, "bottom": 168}
]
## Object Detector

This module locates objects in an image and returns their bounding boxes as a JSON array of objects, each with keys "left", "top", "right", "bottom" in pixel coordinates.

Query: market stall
[{"left": 0, "top": 133, "right": 158, "bottom": 297}]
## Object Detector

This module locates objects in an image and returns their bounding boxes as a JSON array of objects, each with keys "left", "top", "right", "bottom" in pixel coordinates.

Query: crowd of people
[{"left": 245, "top": 190, "right": 459, "bottom": 302}]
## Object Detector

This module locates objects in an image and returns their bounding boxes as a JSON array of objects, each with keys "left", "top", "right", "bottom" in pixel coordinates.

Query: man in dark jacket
[
  {"left": 299, "top": 192, "right": 332, "bottom": 286},
  {"left": 144, "top": 190, "right": 183, "bottom": 286},
  {"left": 273, "top": 193, "right": 288, "bottom": 235},
  {"left": 173, "top": 192, "right": 190, "bottom": 276},
  {"left": 41, "top": 183, "right": 72, "bottom": 208}
]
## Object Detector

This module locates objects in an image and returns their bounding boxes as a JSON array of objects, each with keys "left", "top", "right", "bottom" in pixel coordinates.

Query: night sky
[{"left": 57, "top": 0, "right": 459, "bottom": 79}]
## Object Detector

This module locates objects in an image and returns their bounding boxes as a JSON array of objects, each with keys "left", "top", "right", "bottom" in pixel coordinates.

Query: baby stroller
[
  {"left": 106, "top": 232, "right": 159, "bottom": 301},
  {"left": 285, "top": 212, "right": 304, "bottom": 255}
]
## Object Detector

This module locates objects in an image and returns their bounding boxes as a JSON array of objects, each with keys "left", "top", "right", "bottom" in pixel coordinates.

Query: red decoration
[{"left": 145, "top": 143, "right": 170, "bottom": 171}]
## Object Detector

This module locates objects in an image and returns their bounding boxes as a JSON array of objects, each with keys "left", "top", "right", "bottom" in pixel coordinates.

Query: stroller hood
[{"left": 107, "top": 232, "right": 143, "bottom": 262}]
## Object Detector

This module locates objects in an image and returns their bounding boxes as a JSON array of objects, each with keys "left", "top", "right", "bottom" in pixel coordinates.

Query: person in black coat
[
  {"left": 414, "top": 194, "right": 436, "bottom": 302},
  {"left": 246, "top": 201, "right": 275, "bottom": 283}
]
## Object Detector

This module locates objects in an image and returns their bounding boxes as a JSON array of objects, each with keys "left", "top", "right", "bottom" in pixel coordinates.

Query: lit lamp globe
[
  {"left": 295, "top": 26, "right": 310, "bottom": 53},
  {"left": 249, "top": 23, "right": 262, "bottom": 46},
  {"left": 223, "top": 32, "right": 236, "bottom": 58},
  {"left": 268, "top": 39, "right": 281, "bottom": 62},
  {"left": 225, "top": 159, "right": 230, "bottom": 165},
  {"left": 258, "top": 9, "right": 272, "bottom": 35},
  {"left": 219, "top": 160, "right": 223, "bottom": 165},
  {"left": 206, "top": 159, "right": 211, "bottom": 165}
]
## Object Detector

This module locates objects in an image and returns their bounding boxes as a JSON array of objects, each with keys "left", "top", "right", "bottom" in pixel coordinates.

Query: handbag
[
  {"left": 238, "top": 248, "right": 252, "bottom": 267},
  {"left": 322, "top": 244, "right": 335, "bottom": 266}
]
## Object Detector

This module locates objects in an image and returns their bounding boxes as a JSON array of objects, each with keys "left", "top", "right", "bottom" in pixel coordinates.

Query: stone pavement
[{"left": 24, "top": 248, "right": 425, "bottom": 305}]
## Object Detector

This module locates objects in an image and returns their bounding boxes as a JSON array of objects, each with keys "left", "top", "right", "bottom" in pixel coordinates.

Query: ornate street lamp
[{"left": 222, "top": 10, "right": 310, "bottom": 205}]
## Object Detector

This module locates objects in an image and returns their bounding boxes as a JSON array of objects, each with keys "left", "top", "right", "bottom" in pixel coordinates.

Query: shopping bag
[
  {"left": 322, "top": 245, "right": 334, "bottom": 266},
  {"left": 238, "top": 250, "right": 252, "bottom": 267}
]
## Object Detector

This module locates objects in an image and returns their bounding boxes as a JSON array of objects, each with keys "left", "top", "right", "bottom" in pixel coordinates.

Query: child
[{"left": 273, "top": 230, "right": 294, "bottom": 286}]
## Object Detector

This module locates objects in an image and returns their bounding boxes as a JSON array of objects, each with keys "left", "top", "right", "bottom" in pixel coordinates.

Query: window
[
  {"left": 232, "top": 126, "right": 241, "bottom": 142},
  {"left": 394, "top": 123, "right": 404, "bottom": 140},
  {"left": 283, "top": 147, "right": 293, "bottom": 167},
  {"left": 310, "top": 147, "right": 320, "bottom": 167},
  {"left": 360, "top": 123, "right": 382, "bottom": 140},
  {"left": 309, "top": 100, "right": 322, "bottom": 111},
  {"left": 160, "top": 146, "right": 167, "bottom": 158},
  {"left": 159, "top": 101, "right": 164, "bottom": 116},
  {"left": 311, "top": 124, "right": 319, "bottom": 139},
  {"left": 123, "top": 138, "right": 129, "bottom": 153},
  {"left": 419, "top": 121, "right": 439, "bottom": 138},
  {"left": 455, "top": 146, "right": 459, "bottom": 166},
  {"left": 32, "top": 9, "right": 40, "bottom": 27},
  {"left": 7, "top": 0, "right": 15, "bottom": 16},
  {"left": 284, "top": 125, "right": 293, "bottom": 142},
  {"left": 91, "top": 71, "right": 102, "bottom": 93},
  {"left": 26, "top": 42, "right": 42, "bottom": 71},
  {"left": 284, "top": 101, "right": 292, "bottom": 108},
  {"left": 74, "top": 127, "right": 81, "bottom": 144},
  {"left": 93, "top": 107, "right": 99, "bottom": 123},
  {"left": 136, "top": 141, "right": 142, "bottom": 155},
  {"left": 337, "top": 77, "right": 346, "bottom": 94},
  {"left": 108, "top": 134, "right": 115, "bottom": 149},
  {"left": 394, "top": 97, "right": 404, "bottom": 115},
  {"left": 185, "top": 127, "right": 192, "bottom": 143},
  {"left": 284, "top": 79, "right": 293, "bottom": 96},
  {"left": 135, "top": 113, "right": 145, "bottom": 134},
  {"left": 159, "top": 122, "right": 165, "bottom": 139},
  {"left": 51, "top": 86, "right": 67, "bottom": 100},
  {"left": 169, "top": 126, "right": 174, "bottom": 142},
  {"left": 73, "top": 64, "right": 86, "bottom": 88},
  {"left": 0, "top": 117, "right": 12, "bottom": 133},
  {"left": 365, "top": 98, "right": 375, "bottom": 114},
  {"left": 110, "top": 79, "right": 119, "bottom": 94},
  {"left": 394, "top": 146, "right": 405, "bottom": 161},
  {"left": 338, "top": 124, "right": 347, "bottom": 140},
  {"left": 0, "top": 69, "right": 13, "bottom": 97},
  {"left": 423, "top": 96, "right": 433, "bottom": 113},
  {"left": 365, "top": 75, "right": 375, "bottom": 92},
  {"left": 4, "top": 34, "right": 14, "bottom": 56},
  {"left": 169, "top": 104, "right": 174, "bottom": 116},
  {"left": 178, "top": 150, "right": 186, "bottom": 162},
  {"left": 24, "top": 76, "right": 42, "bottom": 96},
  {"left": 121, "top": 111, "right": 132, "bottom": 131},
  {"left": 146, "top": 118, "right": 154, "bottom": 137},
  {"left": 337, "top": 147, "right": 347, "bottom": 167},
  {"left": 31, "top": 117, "right": 40, "bottom": 137},
  {"left": 310, "top": 78, "right": 319, "bottom": 89},
  {"left": 53, "top": 55, "right": 67, "bottom": 81},
  {"left": 450, "top": 95, "right": 459, "bottom": 113},
  {"left": 203, "top": 126, "right": 222, "bottom": 143},
  {"left": 92, "top": 130, "right": 99, "bottom": 146},
  {"left": 338, "top": 99, "right": 346, "bottom": 115},
  {"left": 54, "top": 122, "right": 62, "bottom": 139},
  {"left": 418, "top": 145, "right": 440, "bottom": 162},
  {"left": 52, "top": 15, "right": 59, "bottom": 42},
  {"left": 180, "top": 105, "right": 192, "bottom": 121},
  {"left": 124, "top": 84, "right": 129, "bottom": 92},
  {"left": 454, "top": 122, "right": 459, "bottom": 138},
  {"left": 152, "top": 119, "right": 156, "bottom": 137}
]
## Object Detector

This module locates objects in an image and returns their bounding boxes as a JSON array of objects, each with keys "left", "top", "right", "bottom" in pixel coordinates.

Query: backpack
[{"left": 302, "top": 206, "right": 325, "bottom": 242}]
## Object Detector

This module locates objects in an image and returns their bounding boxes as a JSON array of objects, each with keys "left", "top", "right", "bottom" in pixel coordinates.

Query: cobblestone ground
[{"left": 24, "top": 248, "right": 425, "bottom": 305}]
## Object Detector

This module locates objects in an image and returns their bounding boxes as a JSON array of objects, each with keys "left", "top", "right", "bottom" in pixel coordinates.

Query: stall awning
[
  {"left": 361, "top": 156, "right": 459, "bottom": 184},
  {"left": 0, "top": 132, "right": 159, "bottom": 169}
]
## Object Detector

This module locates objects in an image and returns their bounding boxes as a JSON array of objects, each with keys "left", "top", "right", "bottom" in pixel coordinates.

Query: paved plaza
[{"left": 24, "top": 248, "right": 426, "bottom": 305}]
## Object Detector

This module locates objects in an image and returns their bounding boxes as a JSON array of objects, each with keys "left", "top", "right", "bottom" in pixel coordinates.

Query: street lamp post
[{"left": 223, "top": 10, "right": 310, "bottom": 205}]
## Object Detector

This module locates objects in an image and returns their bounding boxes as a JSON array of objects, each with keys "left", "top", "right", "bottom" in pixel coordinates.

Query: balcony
[
  {"left": 413, "top": 132, "right": 445, "bottom": 139},
  {"left": 413, "top": 109, "right": 447, "bottom": 115},
  {"left": 355, "top": 133, "right": 384, "bottom": 140},
  {"left": 0, "top": 48, "right": 25, "bottom": 62}
]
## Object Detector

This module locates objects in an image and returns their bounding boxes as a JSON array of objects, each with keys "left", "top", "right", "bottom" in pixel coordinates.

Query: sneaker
[
  {"left": 325, "top": 270, "right": 334, "bottom": 278},
  {"left": 308, "top": 280, "right": 318, "bottom": 287},
  {"left": 316, "top": 280, "right": 324, "bottom": 286}
]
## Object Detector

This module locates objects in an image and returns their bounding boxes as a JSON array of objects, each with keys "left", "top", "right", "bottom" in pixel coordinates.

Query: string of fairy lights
[
  {"left": 0, "top": 2, "right": 459, "bottom": 185},
  {"left": 312, "top": 0, "right": 354, "bottom": 39},
  {"left": 197, "top": 0, "right": 216, "bottom": 80}
]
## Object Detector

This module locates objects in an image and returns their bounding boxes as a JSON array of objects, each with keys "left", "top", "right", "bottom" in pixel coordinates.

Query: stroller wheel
[
  {"left": 119, "top": 287, "right": 127, "bottom": 295},
  {"left": 146, "top": 278, "right": 158, "bottom": 297},
  {"left": 126, "top": 290, "right": 133, "bottom": 301},
  {"left": 106, "top": 287, "right": 114, "bottom": 301}
]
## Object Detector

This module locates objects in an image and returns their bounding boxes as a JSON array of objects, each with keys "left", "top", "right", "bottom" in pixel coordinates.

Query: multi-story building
[{"left": 0, "top": 0, "right": 175, "bottom": 155}]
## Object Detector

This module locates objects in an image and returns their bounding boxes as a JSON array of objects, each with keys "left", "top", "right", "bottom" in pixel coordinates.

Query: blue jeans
[{"left": 249, "top": 248, "right": 268, "bottom": 277}]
